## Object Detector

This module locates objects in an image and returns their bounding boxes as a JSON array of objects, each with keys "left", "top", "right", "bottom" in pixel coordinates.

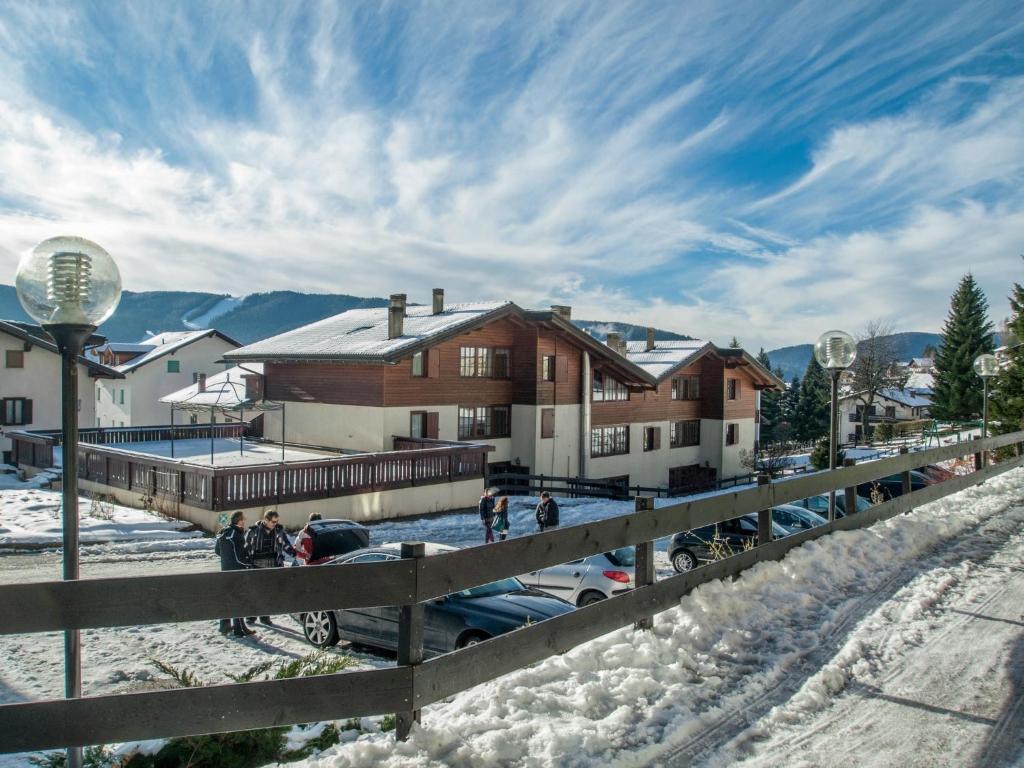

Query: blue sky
[{"left": 0, "top": 1, "right": 1022, "bottom": 349}]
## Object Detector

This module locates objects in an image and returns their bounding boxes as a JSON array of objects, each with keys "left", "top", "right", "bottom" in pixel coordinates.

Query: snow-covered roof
[
  {"left": 160, "top": 363, "right": 265, "bottom": 410},
  {"left": 226, "top": 302, "right": 513, "bottom": 361},
  {"left": 878, "top": 388, "right": 932, "bottom": 407},
  {"left": 908, "top": 357, "right": 934, "bottom": 368},
  {"left": 102, "top": 342, "right": 155, "bottom": 354},
  {"left": 116, "top": 329, "right": 240, "bottom": 372},
  {"left": 623, "top": 339, "right": 711, "bottom": 379},
  {"left": 0, "top": 319, "right": 123, "bottom": 378},
  {"left": 905, "top": 371, "right": 934, "bottom": 393}
]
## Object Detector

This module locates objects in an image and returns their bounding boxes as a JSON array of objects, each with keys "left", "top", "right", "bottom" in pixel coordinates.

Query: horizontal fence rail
[
  {"left": 1, "top": 430, "right": 1021, "bottom": 754},
  {"left": 7, "top": 430, "right": 492, "bottom": 512}
]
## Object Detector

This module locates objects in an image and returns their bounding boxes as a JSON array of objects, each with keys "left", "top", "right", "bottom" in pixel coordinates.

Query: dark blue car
[{"left": 296, "top": 543, "right": 576, "bottom": 655}]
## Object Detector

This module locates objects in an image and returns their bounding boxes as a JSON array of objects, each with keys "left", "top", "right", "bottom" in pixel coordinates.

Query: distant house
[
  {"left": 0, "top": 320, "right": 122, "bottom": 462},
  {"left": 94, "top": 330, "right": 241, "bottom": 427},
  {"left": 907, "top": 357, "right": 935, "bottom": 371},
  {"left": 224, "top": 291, "right": 783, "bottom": 492},
  {"left": 838, "top": 387, "right": 932, "bottom": 443}
]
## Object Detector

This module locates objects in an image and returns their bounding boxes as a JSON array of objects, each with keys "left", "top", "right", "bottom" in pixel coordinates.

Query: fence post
[
  {"left": 756, "top": 473, "right": 772, "bottom": 546},
  {"left": 633, "top": 496, "right": 656, "bottom": 631},
  {"left": 843, "top": 458, "right": 856, "bottom": 519},
  {"left": 899, "top": 446, "right": 912, "bottom": 498},
  {"left": 396, "top": 542, "right": 426, "bottom": 741},
  {"left": 973, "top": 436, "right": 984, "bottom": 472}
]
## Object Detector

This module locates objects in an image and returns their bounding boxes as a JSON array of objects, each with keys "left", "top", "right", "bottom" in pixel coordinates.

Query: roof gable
[
  {"left": 117, "top": 329, "right": 241, "bottom": 372},
  {"left": 0, "top": 320, "right": 123, "bottom": 378}
]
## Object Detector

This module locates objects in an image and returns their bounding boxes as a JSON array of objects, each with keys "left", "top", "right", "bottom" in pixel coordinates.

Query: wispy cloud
[{"left": 0, "top": 0, "right": 1022, "bottom": 348}]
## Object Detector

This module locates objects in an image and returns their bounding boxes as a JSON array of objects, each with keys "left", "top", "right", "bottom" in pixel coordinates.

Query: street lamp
[
  {"left": 814, "top": 330, "right": 857, "bottom": 522},
  {"left": 15, "top": 236, "right": 121, "bottom": 768},
  {"left": 973, "top": 353, "right": 998, "bottom": 440}
]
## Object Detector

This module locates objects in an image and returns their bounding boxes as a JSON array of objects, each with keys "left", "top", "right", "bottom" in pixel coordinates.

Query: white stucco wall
[
  {"left": 530, "top": 404, "right": 582, "bottom": 478},
  {"left": 95, "top": 336, "right": 238, "bottom": 427},
  {"left": 0, "top": 334, "right": 107, "bottom": 455}
]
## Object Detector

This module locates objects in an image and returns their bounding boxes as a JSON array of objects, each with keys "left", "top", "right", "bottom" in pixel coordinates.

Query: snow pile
[
  {"left": 0, "top": 486, "right": 203, "bottom": 547},
  {"left": 292, "top": 468, "right": 1024, "bottom": 768}
]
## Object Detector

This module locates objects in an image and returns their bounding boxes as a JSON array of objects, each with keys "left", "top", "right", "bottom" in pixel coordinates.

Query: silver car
[{"left": 520, "top": 547, "right": 635, "bottom": 606}]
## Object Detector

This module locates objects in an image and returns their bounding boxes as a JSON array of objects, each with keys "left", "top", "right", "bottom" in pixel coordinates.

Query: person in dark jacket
[
  {"left": 214, "top": 511, "right": 255, "bottom": 637},
  {"left": 535, "top": 492, "right": 560, "bottom": 532},
  {"left": 245, "top": 510, "right": 295, "bottom": 626},
  {"left": 479, "top": 489, "right": 496, "bottom": 543}
]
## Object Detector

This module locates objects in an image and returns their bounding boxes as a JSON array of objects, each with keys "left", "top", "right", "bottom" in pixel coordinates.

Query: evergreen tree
[
  {"left": 931, "top": 274, "right": 995, "bottom": 419},
  {"left": 729, "top": 336, "right": 741, "bottom": 348},
  {"left": 810, "top": 438, "right": 845, "bottom": 470},
  {"left": 756, "top": 349, "right": 782, "bottom": 443},
  {"left": 792, "top": 357, "right": 830, "bottom": 442},
  {"left": 782, "top": 375, "right": 801, "bottom": 425},
  {"left": 991, "top": 282, "right": 1024, "bottom": 437}
]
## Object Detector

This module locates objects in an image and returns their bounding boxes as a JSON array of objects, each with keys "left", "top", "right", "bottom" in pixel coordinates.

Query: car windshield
[
  {"left": 604, "top": 547, "right": 636, "bottom": 567},
  {"left": 452, "top": 577, "right": 525, "bottom": 599}
]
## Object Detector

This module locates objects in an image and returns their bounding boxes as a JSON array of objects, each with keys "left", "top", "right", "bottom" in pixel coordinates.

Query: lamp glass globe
[
  {"left": 814, "top": 329, "right": 857, "bottom": 371},
  {"left": 15, "top": 236, "right": 122, "bottom": 327}
]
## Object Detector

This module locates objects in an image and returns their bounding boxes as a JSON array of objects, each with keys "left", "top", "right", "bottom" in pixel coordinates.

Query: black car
[
  {"left": 856, "top": 470, "right": 933, "bottom": 502},
  {"left": 788, "top": 492, "right": 873, "bottom": 519},
  {"left": 297, "top": 543, "right": 575, "bottom": 655},
  {"left": 668, "top": 514, "right": 790, "bottom": 573},
  {"left": 293, "top": 519, "right": 369, "bottom": 565}
]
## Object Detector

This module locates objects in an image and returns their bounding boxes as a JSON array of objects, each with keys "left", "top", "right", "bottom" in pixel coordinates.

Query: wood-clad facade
[{"left": 237, "top": 301, "right": 781, "bottom": 492}]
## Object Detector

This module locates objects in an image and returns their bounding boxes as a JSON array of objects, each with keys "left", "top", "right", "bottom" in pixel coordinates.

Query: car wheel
[
  {"left": 302, "top": 611, "right": 340, "bottom": 648},
  {"left": 456, "top": 631, "right": 490, "bottom": 649},
  {"left": 577, "top": 590, "right": 606, "bottom": 606},
  {"left": 672, "top": 549, "right": 698, "bottom": 573}
]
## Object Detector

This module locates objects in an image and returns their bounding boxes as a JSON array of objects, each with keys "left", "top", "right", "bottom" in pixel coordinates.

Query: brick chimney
[
  {"left": 606, "top": 331, "right": 625, "bottom": 355},
  {"left": 197, "top": 373, "right": 207, "bottom": 393},
  {"left": 646, "top": 327, "right": 656, "bottom": 351},
  {"left": 432, "top": 288, "right": 444, "bottom": 315},
  {"left": 388, "top": 293, "right": 407, "bottom": 339},
  {"left": 550, "top": 305, "right": 572, "bottom": 321}
]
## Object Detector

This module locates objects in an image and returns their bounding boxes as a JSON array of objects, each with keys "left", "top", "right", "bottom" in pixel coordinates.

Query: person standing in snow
[
  {"left": 245, "top": 510, "right": 295, "bottom": 626},
  {"left": 535, "top": 492, "right": 560, "bottom": 532},
  {"left": 492, "top": 495, "right": 510, "bottom": 541},
  {"left": 214, "top": 511, "right": 255, "bottom": 637},
  {"left": 293, "top": 512, "right": 323, "bottom": 565},
  {"left": 479, "top": 488, "right": 496, "bottom": 543}
]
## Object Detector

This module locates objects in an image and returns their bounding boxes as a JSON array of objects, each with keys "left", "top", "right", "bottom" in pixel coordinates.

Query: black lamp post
[
  {"left": 16, "top": 236, "right": 122, "bottom": 768},
  {"left": 814, "top": 330, "right": 857, "bottom": 522}
]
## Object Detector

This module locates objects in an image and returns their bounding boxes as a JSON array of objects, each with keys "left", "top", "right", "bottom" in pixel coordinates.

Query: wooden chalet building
[{"left": 225, "top": 291, "right": 783, "bottom": 493}]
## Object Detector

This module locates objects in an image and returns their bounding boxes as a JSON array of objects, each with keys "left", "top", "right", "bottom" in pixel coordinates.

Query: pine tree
[
  {"left": 792, "top": 357, "right": 830, "bottom": 442},
  {"left": 756, "top": 349, "right": 782, "bottom": 443},
  {"left": 991, "top": 282, "right": 1024, "bottom": 437},
  {"left": 931, "top": 274, "right": 995, "bottom": 420},
  {"left": 782, "top": 375, "right": 801, "bottom": 425},
  {"left": 729, "top": 336, "right": 741, "bottom": 348}
]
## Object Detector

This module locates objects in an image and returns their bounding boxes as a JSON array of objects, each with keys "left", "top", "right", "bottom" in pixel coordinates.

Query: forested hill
[
  {"left": 0, "top": 285, "right": 691, "bottom": 346},
  {"left": 763, "top": 331, "right": 992, "bottom": 381}
]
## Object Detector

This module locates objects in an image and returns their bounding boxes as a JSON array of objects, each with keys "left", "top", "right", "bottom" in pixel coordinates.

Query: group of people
[
  {"left": 478, "top": 489, "right": 560, "bottom": 543},
  {"left": 214, "top": 508, "right": 318, "bottom": 637}
]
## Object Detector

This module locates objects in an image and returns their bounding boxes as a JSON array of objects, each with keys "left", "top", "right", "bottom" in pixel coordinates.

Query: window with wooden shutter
[
  {"left": 5, "top": 350, "right": 24, "bottom": 368},
  {"left": 726, "top": 423, "right": 738, "bottom": 445},
  {"left": 427, "top": 349, "right": 440, "bottom": 378},
  {"left": 411, "top": 351, "right": 425, "bottom": 377},
  {"left": 727, "top": 378, "right": 738, "bottom": 400},
  {"left": 554, "top": 355, "right": 568, "bottom": 383},
  {"left": 541, "top": 408, "right": 555, "bottom": 439},
  {"left": 541, "top": 356, "right": 555, "bottom": 381},
  {"left": 1, "top": 398, "right": 30, "bottom": 426},
  {"left": 643, "top": 426, "right": 660, "bottom": 451},
  {"left": 410, "top": 411, "right": 426, "bottom": 438},
  {"left": 425, "top": 411, "right": 440, "bottom": 439}
]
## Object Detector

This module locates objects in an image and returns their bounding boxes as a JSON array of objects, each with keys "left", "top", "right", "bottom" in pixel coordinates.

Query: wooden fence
[
  {"left": 0, "top": 431, "right": 1021, "bottom": 754},
  {"left": 7, "top": 430, "right": 492, "bottom": 512},
  {"left": 488, "top": 469, "right": 763, "bottom": 499}
]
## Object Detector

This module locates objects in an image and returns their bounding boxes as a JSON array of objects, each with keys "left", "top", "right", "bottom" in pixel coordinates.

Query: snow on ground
[
  {"left": 285, "top": 467, "right": 1024, "bottom": 768},
  {"left": 107, "top": 437, "right": 347, "bottom": 467},
  {"left": 0, "top": 479, "right": 203, "bottom": 548},
  {"left": 2, "top": 467, "right": 1023, "bottom": 767},
  {"left": 181, "top": 295, "right": 242, "bottom": 330}
]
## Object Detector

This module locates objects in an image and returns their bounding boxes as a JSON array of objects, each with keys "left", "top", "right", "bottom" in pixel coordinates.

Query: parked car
[
  {"left": 917, "top": 463, "right": 955, "bottom": 483},
  {"left": 520, "top": 547, "right": 635, "bottom": 606},
  {"left": 856, "top": 470, "right": 935, "bottom": 501},
  {"left": 292, "top": 519, "right": 369, "bottom": 565},
  {"left": 769, "top": 504, "right": 827, "bottom": 534},
  {"left": 668, "top": 514, "right": 790, "bottom": 573},
  {"left": 296, "top": 543, "right": 575, "bottom": 655},
  {"left": 789, "top": 492, "right": 873, "bottom": 519}
]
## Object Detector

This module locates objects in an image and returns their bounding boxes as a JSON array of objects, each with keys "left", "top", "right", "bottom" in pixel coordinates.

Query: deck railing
[
  {"left": 0, "top": 431, "right": 1021, "bottom": 755},
  {"left": 7, "top": 429, "right": 492, "bottom": 511}
]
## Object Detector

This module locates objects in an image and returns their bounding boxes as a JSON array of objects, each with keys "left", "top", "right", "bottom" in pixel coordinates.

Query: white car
[{"left": 520, "top": 547, "right": 635, "bottom": 606}]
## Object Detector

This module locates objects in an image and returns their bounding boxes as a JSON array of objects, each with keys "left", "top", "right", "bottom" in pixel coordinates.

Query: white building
[
  {"left": 839, "top": 387, "right": 932, "bottom": 443},
  {"left": 0, "top": 320, "right": 122, "bottom": 462},
  {"left": 94, "top": 330, "right": 241, "bottom": 427}
]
